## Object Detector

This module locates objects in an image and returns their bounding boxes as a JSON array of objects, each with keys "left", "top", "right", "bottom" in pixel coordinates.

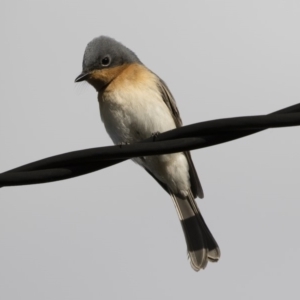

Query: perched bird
[{"left": 75, "top": 36, "right": 220, "bottom": 271}]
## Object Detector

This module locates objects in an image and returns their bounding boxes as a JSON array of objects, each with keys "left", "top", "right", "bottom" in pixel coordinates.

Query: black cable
[{"left": 1, "top": 103, "right": 300, "bottom": 187}]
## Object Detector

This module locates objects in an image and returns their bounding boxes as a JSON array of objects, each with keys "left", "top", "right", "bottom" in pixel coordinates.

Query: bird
[{"left": 75, "top": 36, "right": 220, "bottom": 271}]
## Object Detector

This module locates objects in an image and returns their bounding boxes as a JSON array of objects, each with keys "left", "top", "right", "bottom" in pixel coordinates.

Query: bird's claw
[
  {"left": 118, "top": 142, "right": 130, "bottom": 148},
  {"left": 151, "top": 131, "right": 160, "bottom": 141}
]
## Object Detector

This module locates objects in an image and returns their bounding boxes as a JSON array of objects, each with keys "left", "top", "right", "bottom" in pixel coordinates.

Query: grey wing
[
  {"left": 157, "top": 78, "right": 204, "bottom": 199},
  {"left": 157, "top": 78, "right": 182, "bottom": 127}
]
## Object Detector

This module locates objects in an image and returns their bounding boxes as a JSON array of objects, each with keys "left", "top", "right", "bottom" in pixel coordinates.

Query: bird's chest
[{"left": 98, "top": 85, "right": 175, "bottom": 144}]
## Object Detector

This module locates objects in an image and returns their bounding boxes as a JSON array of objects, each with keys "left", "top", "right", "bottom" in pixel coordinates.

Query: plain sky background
[{"left": 1, "top": 0, "right": 300, "bottom": 299}]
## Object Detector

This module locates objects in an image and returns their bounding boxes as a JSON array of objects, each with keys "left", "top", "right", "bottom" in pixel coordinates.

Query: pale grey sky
[{"left": 1, "top": 0, "right": 300, "bottom": 299}]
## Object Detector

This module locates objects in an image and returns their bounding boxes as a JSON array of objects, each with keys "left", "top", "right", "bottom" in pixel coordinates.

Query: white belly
[
  {"left": 99, "top": 83, "right": 176, "bottom": 143},
  {"left": 98, "top": 79, "right": 191, "bottom": 196}
]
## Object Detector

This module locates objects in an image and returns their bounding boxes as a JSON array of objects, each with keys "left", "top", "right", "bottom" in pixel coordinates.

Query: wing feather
[{"left": 156, "top": 77, "right": 204, "bottom": 198}]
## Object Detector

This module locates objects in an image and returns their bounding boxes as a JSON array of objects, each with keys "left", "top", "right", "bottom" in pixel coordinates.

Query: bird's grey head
[{"left": 75, "top": 36, "right": 141, "bottom": 83}]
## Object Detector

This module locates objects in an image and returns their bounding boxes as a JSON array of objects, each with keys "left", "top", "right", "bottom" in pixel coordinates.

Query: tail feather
[
  {"left": 170, "top": 191, "right": 220, "bottom": 271},
  {"left": 186, "top": 190, "right": 221, "bottom": 261}
]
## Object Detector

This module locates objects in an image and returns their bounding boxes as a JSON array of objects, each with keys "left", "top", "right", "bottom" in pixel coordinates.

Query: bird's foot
[
  {"left": 118, "top": 142, "right": 130, "bottom": 148},
  {"left": 151, "top": 131, "right": 160, "bottom": 141}
]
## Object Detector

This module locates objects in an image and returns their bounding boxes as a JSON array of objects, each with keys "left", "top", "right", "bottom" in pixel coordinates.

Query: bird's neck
[{"left": 87, "top": 64, "right": 130, "bottom": 92}]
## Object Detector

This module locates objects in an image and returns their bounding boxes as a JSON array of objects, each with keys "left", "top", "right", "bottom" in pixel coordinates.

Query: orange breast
[{"left": 106, "top": 63, "right": 156, "bottom": 92}]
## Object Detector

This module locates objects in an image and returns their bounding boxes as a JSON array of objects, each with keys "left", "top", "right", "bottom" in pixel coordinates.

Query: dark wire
[{"left": 1, "top": 103, "right": 300, "bottom": 187}]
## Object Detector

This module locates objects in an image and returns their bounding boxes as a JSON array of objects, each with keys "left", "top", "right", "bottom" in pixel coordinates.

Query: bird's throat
[{"left": 87, "top": 65, "right": 129, "bottom": 92}]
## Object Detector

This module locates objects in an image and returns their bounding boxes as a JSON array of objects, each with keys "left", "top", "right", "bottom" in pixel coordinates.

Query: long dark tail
[{"left": 170, "top": 190, "right": 220, "bottom": 271}]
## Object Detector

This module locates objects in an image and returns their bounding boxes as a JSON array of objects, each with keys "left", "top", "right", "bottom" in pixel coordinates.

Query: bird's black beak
[{"left": 74, "top": 72, "right": 90, "bottom": 82}]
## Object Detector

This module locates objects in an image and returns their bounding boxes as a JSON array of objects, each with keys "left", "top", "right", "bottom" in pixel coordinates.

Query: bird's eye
[{"left": 101, "top": 56, "right": 111, "bottom": 66}]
